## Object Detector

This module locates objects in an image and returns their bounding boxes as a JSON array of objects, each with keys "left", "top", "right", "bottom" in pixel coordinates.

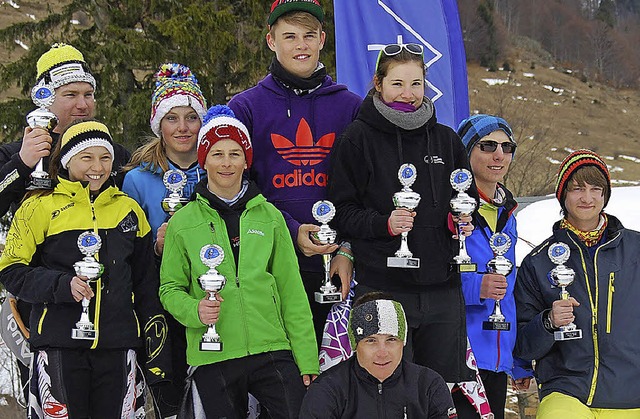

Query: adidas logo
[
  {"left": 247, "top": 229, "right": 264, "bottom": 236},
  {"left": 272, "top": 169, "right": 327, "bottom": 189},
  {"left": 271, "top": 118, "right": 335, "bottom": 166}
]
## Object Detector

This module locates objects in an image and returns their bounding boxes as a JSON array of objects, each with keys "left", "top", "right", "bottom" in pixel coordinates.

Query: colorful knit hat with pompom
[
  {"left": 197, "top": 105, "right": 253, "bottom": 169},
  {"left": 150, "top": 63, "right": 207, "bottom": 137}
]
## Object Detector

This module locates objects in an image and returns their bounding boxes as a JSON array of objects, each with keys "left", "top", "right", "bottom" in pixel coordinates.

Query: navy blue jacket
[{"left": 515, "top": 215, "right": 640, "bottom": 408}]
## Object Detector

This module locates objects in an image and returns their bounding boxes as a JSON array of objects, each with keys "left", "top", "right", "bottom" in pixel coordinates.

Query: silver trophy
[
  {"left": 387, "top": 164, "right": 421, "bottom": 269},
  {"left": 449, "top": 169, "right": 477, "bottom": 272},
  {"left": 199, "top": 244, "right": 227, "bottom": 351},
  {"left": 72, "top": 231, "right": 104, "bottom": 340},
  {"left": 482, "top": 232, "right": 513, "bottom": 331},
  {"left": 311, "top": 200, "right": 341, "bottom": 304},
  {"left": 26, "top": 81, "right": 58, "bottom": 190},
  {"left": 548, "top": 242, "right": 582, "bottom": 341},
  {"left": 161, "top": 169, "right": 189, "bottom": 214}
]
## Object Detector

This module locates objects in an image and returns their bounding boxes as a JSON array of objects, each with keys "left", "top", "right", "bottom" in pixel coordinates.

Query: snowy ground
[{"left": 515, "top": 185, "right": 640, "bottom": 265}]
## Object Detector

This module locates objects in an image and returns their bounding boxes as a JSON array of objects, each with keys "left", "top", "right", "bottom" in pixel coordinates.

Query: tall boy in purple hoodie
[{"left": 228, "top": 0, "right": 362, "bottom": 344}]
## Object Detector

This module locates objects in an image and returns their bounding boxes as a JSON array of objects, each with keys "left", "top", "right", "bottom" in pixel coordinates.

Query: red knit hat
[
  {"left": 555, "top": 149, "right": 611, "bottom": 207},
  {"left": 197, "top": 105, "right": 253, "bottom": 169}
]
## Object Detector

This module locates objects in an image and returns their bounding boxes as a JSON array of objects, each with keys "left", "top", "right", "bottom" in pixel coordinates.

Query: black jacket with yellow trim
[{"left": 0, "top": 177, "right": 170, "bottom": 384}]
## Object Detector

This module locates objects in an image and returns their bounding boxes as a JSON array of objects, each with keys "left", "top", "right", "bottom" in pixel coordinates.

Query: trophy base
[
  {"left": 315, "top": 291, "right": 342, "bottom": 304},
  {"left": 554, "top": 329, "right": 582, "bottom": 341},
  {"left": 26, "top": 177, "right": 53, "bottom": 191},
  {"left": 200, "top": 340, "right": 223, "bottom": 351},
  {"left": 450, "top": 262, "right": 477, "bottom": 273},
  {"left": 483, "top": 320, "right": 511, "bottom": 331},
  {"left": 387, "top": 257, "right": 420, "bottom": 269},
  {"left": 72, "top": 328, "right": 97, "bottom": 340}
]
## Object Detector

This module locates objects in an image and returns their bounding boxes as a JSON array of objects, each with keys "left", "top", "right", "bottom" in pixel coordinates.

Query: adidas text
[{"left": 272, "top": 169, "right": 327, "bottom": 189}]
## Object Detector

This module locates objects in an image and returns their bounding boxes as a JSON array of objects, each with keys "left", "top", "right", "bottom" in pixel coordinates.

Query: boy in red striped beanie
[{"left": 514, "top": 149, "right": 640, "bottom": 418}]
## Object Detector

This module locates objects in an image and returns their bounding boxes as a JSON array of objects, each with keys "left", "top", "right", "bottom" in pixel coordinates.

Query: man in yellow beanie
[
  {"left": 0, "top": 42, "right": 131, "bottom": 403},
  {"left": 0, "top": 43, "right": 130, "bottom": 217}
]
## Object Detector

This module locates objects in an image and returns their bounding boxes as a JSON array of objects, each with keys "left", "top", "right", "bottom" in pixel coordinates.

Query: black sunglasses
[{"left": 477, "top": 140, "right": 517, "bottom": 154}]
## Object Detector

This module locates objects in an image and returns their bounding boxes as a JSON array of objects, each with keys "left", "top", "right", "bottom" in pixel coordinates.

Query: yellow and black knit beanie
[
  {"left": 35, "top": 43, "right": 96, "bottom": 90},
  {"left": 60, "top": 121, "right": 114, "bottom": 169}
]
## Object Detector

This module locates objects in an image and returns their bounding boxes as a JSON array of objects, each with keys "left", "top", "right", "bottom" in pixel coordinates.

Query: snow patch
[
  {"left": 14, "top": 39, "right": 28, "bottom": 50},
  {"left": 516, "top": 186, "right": 640, "bottom": 265},
  {"left": 482, "top": 78, "right": 508, "bottom": 86},
  {"left": 619, "top": 155, "right": 640, "bottom": 163}
]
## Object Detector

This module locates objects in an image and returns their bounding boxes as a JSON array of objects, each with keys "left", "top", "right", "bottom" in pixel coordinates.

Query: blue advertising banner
[{"left": 333, "top": 0, "right": 469, "bottom": 129}]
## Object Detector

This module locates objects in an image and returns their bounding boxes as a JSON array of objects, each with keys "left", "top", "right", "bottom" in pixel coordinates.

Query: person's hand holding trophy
[
  {"left": 24, "top": 80, "right": 58, "bottom": 190},
  {"left": 198, "top": 244, "right": 227, "bottom": 351},
  {"left": 482, "top": 232, "right": 512, "bottom": 331},
  {"left": 547, "top": 242, "right": 582, "bottom": 341},
  {"left": 387, "top": 163, "right": 421, "bottom": 269},
  {"left": 449, "top": 168, "right": 477, "bottom": 273},
  {"left": 71, "top": 231, "right": 104, "bottom": 340},
  {"left": 311, "top": 200, "right": 341, "bottom": 303}
]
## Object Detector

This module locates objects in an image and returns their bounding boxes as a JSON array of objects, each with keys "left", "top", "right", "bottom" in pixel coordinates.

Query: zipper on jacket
[
  {"left": 606, "top": 272, "right": 615, "bottom": 334},
  {"left": 495, "top": 331, "right": 501, "bottom": 371},
  {"left": 89, "top": 202, "right": 102, "bottom": 349},
  {"left": 133, "top": 303, "right": 141, "bottom": 338},
  {"left": 90, "top": 277, "right": 103, "bottom": 349},
  {"left": 403, "top": 406, "right": 407, "bottom": 419},
  {"left": 37, "top": 306, "right": 48, "bottom": 334}
]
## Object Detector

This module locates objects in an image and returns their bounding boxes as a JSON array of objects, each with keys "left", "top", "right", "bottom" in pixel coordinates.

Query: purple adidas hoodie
[{"left": 229, "top": 74, "right": 362, "bottom": 272}]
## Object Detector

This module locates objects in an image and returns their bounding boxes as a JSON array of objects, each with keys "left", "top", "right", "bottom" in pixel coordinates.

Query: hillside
[{"left": 467, "top": 48, "right": 640, "bottom": 196}]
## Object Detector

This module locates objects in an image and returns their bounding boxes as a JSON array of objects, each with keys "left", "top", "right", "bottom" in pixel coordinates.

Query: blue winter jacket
[
  {"left": 461, "top": 185, "right": 530, "bottom": 378},
  {"left": 515, "top": 215, "right": 640, "bottom": 408},
  {"left": 122, "top": 161, "right": 204, "bottom": 240}
]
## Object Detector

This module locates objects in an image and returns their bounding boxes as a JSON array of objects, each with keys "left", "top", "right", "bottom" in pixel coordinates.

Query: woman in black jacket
[{"left": 328, "top": 43, "right": 475, "bottom": 383}]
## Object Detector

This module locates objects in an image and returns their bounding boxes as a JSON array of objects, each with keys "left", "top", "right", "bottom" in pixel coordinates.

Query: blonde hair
[
  {"left": 269, "top": 11, "right": 322, "bottom": 36},
  {"left": 123, "top": 136, "right": 169, "bottom": 174}
]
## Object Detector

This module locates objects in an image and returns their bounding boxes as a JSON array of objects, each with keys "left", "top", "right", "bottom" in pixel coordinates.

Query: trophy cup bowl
[
  {"left": 72, "top": 232, "right": 104, "bottom": 340},
  {"left": 161, "top": 169, "right": 189, "bottom": 214},
  {"left": 311, "top": 224, "right": 337, "bottom": 245},
  {"left": 487, "top": 256, "right": 512, "bottom": 277},
  {"left": 311, "top": 201, "right": 342, "bottom": 304},
  {"left": 25, "top": 107, "right": 58, "bottom": 191},
  {"left": 550, "top": 265, "right": 576, "bottom": 288},
  {"left": 547, "top": 242, "right": 582, "bottom": 341},
  {"left": 387, "top": 164, "right": 421, "bottom": 269},
  {"left": 199, "top": 245, "right": 227, "bottom": 351}
]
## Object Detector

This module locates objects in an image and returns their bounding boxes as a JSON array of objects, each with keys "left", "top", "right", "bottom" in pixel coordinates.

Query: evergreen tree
[
  {"left": 596, "top": 0, "right": 617, "bottom": 27},
  {"left": 0, "top": 0, "right": 336, "bottom": 149}
]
